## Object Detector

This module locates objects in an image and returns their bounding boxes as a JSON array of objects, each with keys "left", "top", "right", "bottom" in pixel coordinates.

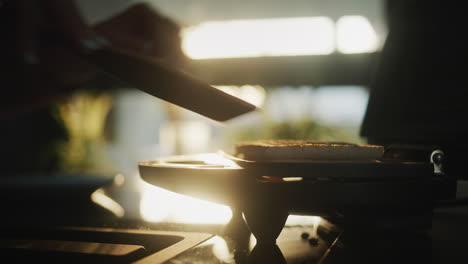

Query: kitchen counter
[{"left": 1, "top": 174, "right": 468, "bottom": 263}]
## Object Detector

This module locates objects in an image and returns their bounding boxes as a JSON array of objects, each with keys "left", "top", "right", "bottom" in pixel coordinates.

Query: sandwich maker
[{"left": 139, "top": 145, "right": 453, "bottom": 245}]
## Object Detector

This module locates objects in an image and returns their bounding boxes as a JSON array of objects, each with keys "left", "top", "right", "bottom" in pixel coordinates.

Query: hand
[
  {"left": 95, "top": 4, "right": 186, "bottom": 64},
  {"left": 0, "top": 1, "right": 185, "bottom": 114}
]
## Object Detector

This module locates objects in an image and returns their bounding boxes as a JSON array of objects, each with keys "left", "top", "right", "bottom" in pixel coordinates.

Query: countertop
[{"left": 1, "top": 175, "right": 468, "bottom": 263}]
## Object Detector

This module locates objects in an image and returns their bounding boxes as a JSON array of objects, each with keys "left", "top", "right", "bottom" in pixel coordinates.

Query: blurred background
[
  {"left": 30, "top": 0, "right": 387, "bottom": 224},
  {"left": 61, "top": 0, "right": 386, "bottom": 175}
]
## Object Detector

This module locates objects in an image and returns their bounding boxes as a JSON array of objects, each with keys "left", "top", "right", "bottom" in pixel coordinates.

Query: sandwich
[{"left": 235, "top": 140, "right": 384, "bottom": 162}]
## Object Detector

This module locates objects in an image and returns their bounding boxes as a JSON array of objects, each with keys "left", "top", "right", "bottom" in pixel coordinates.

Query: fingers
[
  {"left": 130, "top": 4, "right": 181, "bottom": 57},
  {"left": 128, "top": 4, "right": 185, "bottom": 62},
  {"left": 44, "top": 0, "right": 109, "bottom": 53},
  {"left": 94, "top": 24, "right": 146, "bottom": 53},
  {"left": 94, "top": 3, "right": 185, "bottom": 62},
  {"left": 94, "top": 4, "right": 153, "bottom": 53}
]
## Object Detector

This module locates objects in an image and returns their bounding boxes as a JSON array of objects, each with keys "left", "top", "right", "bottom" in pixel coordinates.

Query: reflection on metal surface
[
  {"left": 197, "top": 153, "right": 240, "bottom": 167},
  {"left": 0, "top": 239, "right": 144, "bottom": 256},
  {"left": 140, "top": 181, "right": 232, "bottom": 224},
  {"left": 282, "top": 177, "right": 304, "bottom": 182},
  {"left": 182, "top": 17, "right": 335, "bottom": 59},
  {"left": 91, "top": 189, "right": 125, "bottom": 217},
  {"left": 249, "top": 234, "right": 257, "bottom": 251},
  {"left": 336, "top": 16, "right": 379, "bottom": 54},
  {"left": 165, "top": 216, "right": 339, "bottom": 263},
  {"left": 286, "top": 215, "right": 322, "bottom": 227},
  {"left": 205, "top": 236, "right": 233, "bottom": 263}
]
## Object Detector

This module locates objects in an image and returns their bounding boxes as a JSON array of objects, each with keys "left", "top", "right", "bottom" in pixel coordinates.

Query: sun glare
[
  {"left": 182, "top": 17, "right": 335, "bottom": 59},
  {"left": 214, "top": 85, "right": 266, "bottom": 107},
  {"left": 336, "top": 15, "right": 379, "bottom": 54},
  {"left": 140, "top": 181, "right": 233, "bottom": 224},
  {"left": 182, "top": 15, "right": 379, "bottom": 59}
]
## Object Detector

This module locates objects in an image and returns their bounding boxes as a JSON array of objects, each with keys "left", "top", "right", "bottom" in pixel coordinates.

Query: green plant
[{"left": 56, "top": 91, "right": 115, "bottom": 175}]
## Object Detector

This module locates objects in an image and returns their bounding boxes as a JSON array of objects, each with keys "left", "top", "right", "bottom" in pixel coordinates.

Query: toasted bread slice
[{"left": 235, "top": 140, "right": 384, "bottom": 161}]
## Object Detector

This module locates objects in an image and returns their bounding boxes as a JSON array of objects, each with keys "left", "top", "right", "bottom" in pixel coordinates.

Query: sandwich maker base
[{"left": 139, "top": 150, "right": 452, "bottom": 246}]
